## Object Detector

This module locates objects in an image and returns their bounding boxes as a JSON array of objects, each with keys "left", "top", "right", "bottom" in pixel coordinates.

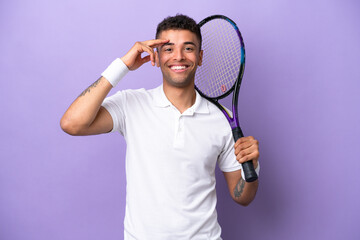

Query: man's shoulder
[{"left": 112, "top": 85, "right": 160, "bottom": 100}]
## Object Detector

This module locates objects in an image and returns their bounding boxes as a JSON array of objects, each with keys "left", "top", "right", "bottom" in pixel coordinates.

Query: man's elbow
[
  {"left": 232, "top": 194, "right": 256, "bottom": 207},
  {"left": 60, "top": 117, "right": 84, "bottom": 136},
  {"left": 234, "top": 198, "right": 252, "bottom": 207}
]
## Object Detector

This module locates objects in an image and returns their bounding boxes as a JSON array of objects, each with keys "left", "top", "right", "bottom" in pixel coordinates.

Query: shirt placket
[{"left": 173, "top": 113, "right": 185, "bottom": 148}]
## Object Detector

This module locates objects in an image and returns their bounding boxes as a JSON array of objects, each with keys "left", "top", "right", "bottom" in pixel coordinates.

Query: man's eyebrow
[
  {"left": 160, "top": 42, "right": 197, "bottom": 48},
  {"left": 161, "top": 42, "right": 174, "bottom": 47},
  {"left": 184, "top": 41, "right": 196, "bottom": 46}
]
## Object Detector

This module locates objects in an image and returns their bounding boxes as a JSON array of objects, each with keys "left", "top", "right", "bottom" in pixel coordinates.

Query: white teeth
[{"left": 171, "top": 66, "right": 187, "bottom": 70}]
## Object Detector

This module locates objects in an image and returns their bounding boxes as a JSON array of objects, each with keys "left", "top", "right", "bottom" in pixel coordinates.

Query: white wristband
[
  {"left": 241, "top": 162, "right": 260, "bottom": 181},
  {"left": 101, "top": 58, "right": 129, "bottom": 87}
]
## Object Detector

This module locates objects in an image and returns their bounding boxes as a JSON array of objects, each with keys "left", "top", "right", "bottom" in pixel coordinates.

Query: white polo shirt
[{"left": 102, "top": 85, "right": 242, "bottom": 240}]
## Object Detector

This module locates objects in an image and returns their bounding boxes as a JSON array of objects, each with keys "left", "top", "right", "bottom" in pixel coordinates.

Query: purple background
[{"left": 1, "top": 0, "right": 359, "bottom": 239}]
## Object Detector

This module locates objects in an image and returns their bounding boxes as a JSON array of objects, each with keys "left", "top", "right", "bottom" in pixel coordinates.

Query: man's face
[{"left": 157, "top": 29, "right": 203, "bottom": 88}]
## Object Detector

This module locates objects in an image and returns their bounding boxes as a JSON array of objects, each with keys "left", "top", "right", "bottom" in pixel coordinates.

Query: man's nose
[{"left": 173, "top": 48, "right": 185, "bottom": 60}]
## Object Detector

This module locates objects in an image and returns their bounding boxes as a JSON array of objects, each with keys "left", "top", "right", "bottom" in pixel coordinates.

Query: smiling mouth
[{"left": 169, "top": 65, "right": 189, "bottom": 71}]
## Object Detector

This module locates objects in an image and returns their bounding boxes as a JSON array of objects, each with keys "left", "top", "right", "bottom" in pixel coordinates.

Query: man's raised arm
[{"left": 60, "top": 39, "right": 169, "bottom": 136}]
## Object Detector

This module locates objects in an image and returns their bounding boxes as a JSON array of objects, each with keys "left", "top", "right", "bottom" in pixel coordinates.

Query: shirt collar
[{"left": 153, "top": 85, "right": 209, "bottom": 115}]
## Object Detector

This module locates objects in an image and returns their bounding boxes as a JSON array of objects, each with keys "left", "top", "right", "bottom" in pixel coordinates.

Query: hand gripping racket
[{"left": 195, "top": 15, "right": 258, "bottom": 182}]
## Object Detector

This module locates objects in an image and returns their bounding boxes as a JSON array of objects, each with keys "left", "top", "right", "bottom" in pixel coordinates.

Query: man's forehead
[
  {"left": 158, "top": 29, "right": 199, "bottom": 45},
  {"left": 158, "top": 29, "right": 196, "bottom": 39}
]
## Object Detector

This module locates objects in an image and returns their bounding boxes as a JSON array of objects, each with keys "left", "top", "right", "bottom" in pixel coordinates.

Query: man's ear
[{"left": 198, "top": 50, "right": 203, "bottom": 66}]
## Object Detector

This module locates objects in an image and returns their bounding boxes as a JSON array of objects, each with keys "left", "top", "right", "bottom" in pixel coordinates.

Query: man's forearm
[
  {"left": 60, "top": 76, "right": 112, "bottom": 135},
  {"left": 233, "top": 178, "right": 258, "bottom": 206}
]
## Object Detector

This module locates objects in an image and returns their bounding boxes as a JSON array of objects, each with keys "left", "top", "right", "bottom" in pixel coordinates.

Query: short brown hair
[{"left": 155, "top": 14, "right": 202, "bottom": 50}]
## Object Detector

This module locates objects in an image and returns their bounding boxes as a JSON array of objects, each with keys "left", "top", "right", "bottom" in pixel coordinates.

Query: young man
[{"left": 61, "top": 14, "right": 260, "bottom": 240}]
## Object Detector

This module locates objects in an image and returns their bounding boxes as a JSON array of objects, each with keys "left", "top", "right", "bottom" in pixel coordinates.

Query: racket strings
[{"left": 195, "top": 19, "right": 243, "bottom": 98}]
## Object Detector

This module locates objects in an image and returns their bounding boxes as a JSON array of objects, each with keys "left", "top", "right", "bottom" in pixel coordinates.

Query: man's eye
[
  {"left": 164, "top": 48, "right": 172, "bottom": 52},
  {"left": 185, "top": 47, "right": 194, "bottom": 52}
]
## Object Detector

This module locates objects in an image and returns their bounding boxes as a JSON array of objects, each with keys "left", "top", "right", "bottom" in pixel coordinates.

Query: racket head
[
  {"left": 194, "top": 15, "right": 257, "bottom": 182},
  {"left": 195, "top": 15, "right": 245, "bottom": 101}
]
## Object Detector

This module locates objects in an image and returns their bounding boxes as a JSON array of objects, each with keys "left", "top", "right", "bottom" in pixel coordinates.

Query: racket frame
[
  {"left": 195, "top": 15, "right": 245, "bottom": 129},
  {"left": 195, "top": 15, "right": 258, "bottom": 182}
]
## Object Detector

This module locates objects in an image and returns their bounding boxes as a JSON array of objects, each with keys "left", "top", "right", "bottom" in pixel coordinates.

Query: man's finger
[
  {"left": 141, "top": 55, "right": 151, "bottom": 64},
  {"left": 144, "top": 39, "right": 169, "bottom": 48},
  {"left": 234, "top": 136, "right": 255, "bottom": 148},
  {"left": 141, "top": 46, "right": 156, "bottom": 66},
  {"left": 234, "top": 137, "right": 248, "bottom": 148},
  {"left": 237, "top": 148, "right": 260, "bottom": 164},
  {"left": 234, "top": 141, "right": 253, "bottom": 154},
  {"left": 236, "top": 144, "right": 258, "bottom": 160}
]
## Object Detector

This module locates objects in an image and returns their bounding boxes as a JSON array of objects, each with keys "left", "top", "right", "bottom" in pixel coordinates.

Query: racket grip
[{"left": 232, "top": 127, "right": 258, "bottom": 182}]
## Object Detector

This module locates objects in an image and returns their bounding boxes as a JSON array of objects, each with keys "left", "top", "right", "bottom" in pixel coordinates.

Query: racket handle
[{"left": 232, "top": 127, "right": 258, "bottom": 182}]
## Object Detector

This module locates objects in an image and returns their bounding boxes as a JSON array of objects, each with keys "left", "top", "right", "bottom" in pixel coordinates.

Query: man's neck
[{"left": 163, "top": 82, "right": 196, "bottom": 114}]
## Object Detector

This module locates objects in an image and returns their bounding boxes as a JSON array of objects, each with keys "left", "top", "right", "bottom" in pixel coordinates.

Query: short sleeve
[
  {"left": 101, "top": 91, "right": 127, "bottom": 135},
  {"left": 217, "top": 130, "right": 243, "bottom": 172}
]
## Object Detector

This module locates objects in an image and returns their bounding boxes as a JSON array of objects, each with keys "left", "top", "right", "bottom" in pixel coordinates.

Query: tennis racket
[{"left": 195, "top": 15, "right": 258, "bottom": 182}]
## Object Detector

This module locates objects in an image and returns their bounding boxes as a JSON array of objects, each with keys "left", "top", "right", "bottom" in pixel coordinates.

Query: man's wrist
[{"left": 101, "top": 58, "right": 129, "bottom": 87}]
